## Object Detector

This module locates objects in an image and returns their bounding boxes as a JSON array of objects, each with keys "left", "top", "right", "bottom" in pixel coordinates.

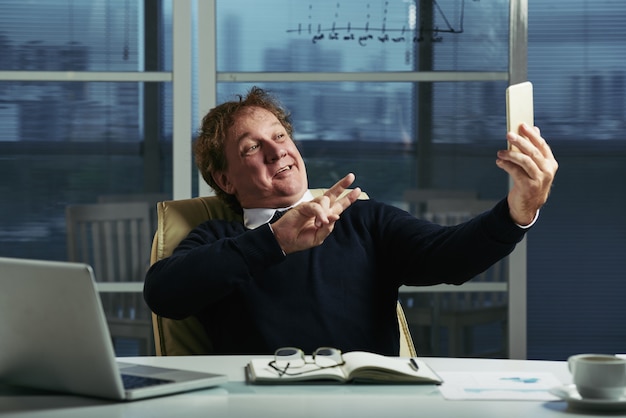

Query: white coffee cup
[{"left": 568, "top": 354, "right": 626, "bottom": 400}]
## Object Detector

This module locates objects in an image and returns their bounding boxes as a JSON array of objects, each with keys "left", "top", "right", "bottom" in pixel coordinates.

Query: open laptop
[{"left": 0, "top": 256, "right": 227, "bottom": 401}]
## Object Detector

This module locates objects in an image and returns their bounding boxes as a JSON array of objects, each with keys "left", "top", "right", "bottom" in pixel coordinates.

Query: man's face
[{"left": 212, "top": 106, "right": 308, "bottom": 209}]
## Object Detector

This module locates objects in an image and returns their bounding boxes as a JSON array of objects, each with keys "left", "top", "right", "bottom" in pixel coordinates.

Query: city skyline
[{"left": 1, "top": 0, "right": 625, "bottom": 143}]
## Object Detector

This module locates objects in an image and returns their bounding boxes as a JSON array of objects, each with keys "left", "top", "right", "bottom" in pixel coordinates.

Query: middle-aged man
[{"left": 144, "top": 87, "right": 558, "bottom": 356}]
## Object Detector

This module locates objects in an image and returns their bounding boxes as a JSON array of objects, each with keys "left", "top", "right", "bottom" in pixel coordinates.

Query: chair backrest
[
  {"left": 149, "top": 190, "right": 417, "bottom": 357},
  {"left": 97, "top": 193, "right": 169, "bottom": 238},
  {"left": 66, "top": 201, "right": 153, "bottom": 321}
]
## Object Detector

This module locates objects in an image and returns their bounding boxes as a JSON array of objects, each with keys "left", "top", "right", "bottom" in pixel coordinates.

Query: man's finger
[
  {"left": 324, "top": 173, "right": 356, "bottom": 202},
  {"left": 332, "top": 187, "right": 362, "bottom": 214}
]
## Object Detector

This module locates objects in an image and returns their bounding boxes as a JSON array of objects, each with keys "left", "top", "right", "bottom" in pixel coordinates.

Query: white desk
[{"left": 0, "top": 356, "right": 603, "bottom": 418}]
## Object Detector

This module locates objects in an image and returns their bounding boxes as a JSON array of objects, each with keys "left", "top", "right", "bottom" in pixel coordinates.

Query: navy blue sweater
[{"left": 144, "top": 198, "right": 527, "bottom": 355}]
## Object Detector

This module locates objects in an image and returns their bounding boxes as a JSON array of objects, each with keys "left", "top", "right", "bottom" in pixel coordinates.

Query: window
[
  {"left": 0, "top": 0, "right": 172, "bottom": 356},
  {"left": 2, "top": 0, "right": 625, "bottom": 360}
]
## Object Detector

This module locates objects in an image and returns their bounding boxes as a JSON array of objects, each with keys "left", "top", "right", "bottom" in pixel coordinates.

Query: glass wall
[
  {"left": 0, "top": 1, "right": 172, "bottom": 261},
  {"left": 2, "top": 0, "right": 625, "bottom": 360},
  {"left": 526, "top": 1, "right": 626, "bottom": 360},
  {"left": 0, "top": 0, "right": 172, "bottom": 356}
]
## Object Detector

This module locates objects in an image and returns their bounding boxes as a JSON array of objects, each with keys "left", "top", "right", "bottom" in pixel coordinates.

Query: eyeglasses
[{"left": 268, "top": 347, "right": 345, "bottom": 377}]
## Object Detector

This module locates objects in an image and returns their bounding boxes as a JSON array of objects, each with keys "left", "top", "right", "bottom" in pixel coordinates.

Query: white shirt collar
[{"left": 243, "top": 190, "right": 314, "bottom": 229}]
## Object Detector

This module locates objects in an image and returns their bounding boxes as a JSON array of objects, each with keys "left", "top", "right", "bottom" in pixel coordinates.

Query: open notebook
[{"left": 0, "top": 257, "right": 227, "bottom": 401}]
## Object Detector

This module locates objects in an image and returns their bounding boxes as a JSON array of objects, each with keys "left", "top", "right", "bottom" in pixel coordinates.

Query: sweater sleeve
[
  {"left": 143, "top": 221, "right": 285, "bottom": 319},
  {"left": 382, "top": 197, "right": 529, "bottom": 287}
]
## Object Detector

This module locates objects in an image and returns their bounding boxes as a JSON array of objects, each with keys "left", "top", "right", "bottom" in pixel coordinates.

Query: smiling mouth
[{"left": 275, "top": 165, "right": 292, "bottom": 176}]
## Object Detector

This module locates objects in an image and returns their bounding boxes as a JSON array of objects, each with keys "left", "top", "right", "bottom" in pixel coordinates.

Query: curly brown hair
[{"left": 193, "top": 87, "right": 294, "bottom": 213}]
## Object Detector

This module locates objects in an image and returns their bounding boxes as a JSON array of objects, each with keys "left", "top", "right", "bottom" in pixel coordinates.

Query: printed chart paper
[{"left": 438, "top": 372, "right": 562, "bottom": 401}]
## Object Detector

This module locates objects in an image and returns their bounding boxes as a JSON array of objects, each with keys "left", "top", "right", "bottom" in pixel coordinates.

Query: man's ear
[{"left": 212, "top": 171, "right": 236, "bottom": 194}]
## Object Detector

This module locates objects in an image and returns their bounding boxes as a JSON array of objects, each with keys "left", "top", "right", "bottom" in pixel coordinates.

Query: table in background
[{"left": 0, "top": 356, "right": 598, "bottom": 418}]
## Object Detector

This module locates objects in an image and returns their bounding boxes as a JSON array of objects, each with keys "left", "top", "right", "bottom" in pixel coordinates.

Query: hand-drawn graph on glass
[{"left": 286, "top": 0, "right": 479, "bottom": 47}]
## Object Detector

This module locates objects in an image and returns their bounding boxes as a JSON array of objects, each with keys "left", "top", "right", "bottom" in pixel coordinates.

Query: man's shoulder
[
  {"left": 341, "top": 198, "right": 407, "bottom": 220},
  {"left": 193, "top": 217, "right": 247, "bottom": 234},
  {"left": 347, "top": 197, "right": 400, "bottom": 211}
]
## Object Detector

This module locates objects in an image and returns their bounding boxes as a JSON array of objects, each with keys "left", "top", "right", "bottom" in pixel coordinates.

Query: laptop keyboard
[{"left": 121, "top": 374, "right": 173, "bottom": 390}]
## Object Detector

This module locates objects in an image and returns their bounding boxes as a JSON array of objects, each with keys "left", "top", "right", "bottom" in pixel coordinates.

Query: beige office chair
[{"left": 149, "top": 190, "right": 417, "bottom": 357}]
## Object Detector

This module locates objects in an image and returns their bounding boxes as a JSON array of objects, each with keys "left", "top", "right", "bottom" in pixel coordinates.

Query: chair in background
[
  {"left": 400, "top": 192, "right": 508, "bottom": 358},
  {"left": 149, "top": 190, "right": 417, "bottom": 357},
  {"left": 428, "top": 198, "right": 507, "bottom": 357},
  {"left": 97, "top": 192, "right": 169, "bottom": 238},
  {"left": 65, "top": 201, "right": 155, "bottom": 355}
]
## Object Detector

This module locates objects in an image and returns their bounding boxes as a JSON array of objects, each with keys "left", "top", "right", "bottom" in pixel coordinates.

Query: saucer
[{"left": 549, "top": 384, "right": 626, "bottom": 412}]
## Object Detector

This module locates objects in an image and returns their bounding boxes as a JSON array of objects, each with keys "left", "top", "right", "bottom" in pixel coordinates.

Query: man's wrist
[
  {"left": 515, "top": 209, "right": 540, "bottom": 229},
  {"left": 268, "top": 223, "right": 287, "bottom": 256}
]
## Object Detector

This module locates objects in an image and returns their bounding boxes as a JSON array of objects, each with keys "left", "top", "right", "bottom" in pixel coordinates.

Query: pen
[{"left": 409, "top": 358, "right": 419, "bottom": 371}]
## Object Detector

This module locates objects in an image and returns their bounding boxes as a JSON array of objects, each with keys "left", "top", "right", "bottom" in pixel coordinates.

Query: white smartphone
[{"left": 506, "top": 81, "right": 534, "bottom": 150}]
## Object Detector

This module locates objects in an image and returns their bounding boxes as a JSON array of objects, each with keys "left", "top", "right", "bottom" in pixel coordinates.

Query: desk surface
[{"left": 0, "top": 356, "right": 606, "bottom": 418}]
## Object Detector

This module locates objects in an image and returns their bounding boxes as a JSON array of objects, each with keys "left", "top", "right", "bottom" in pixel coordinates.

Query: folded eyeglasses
[{"left": 268, "top": 347, "right": 345, "bottom": 377}]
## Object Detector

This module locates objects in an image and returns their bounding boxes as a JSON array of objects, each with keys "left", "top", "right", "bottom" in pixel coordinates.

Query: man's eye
[{"left": 244, "top": 144, "right": 259, "bottom": 154}]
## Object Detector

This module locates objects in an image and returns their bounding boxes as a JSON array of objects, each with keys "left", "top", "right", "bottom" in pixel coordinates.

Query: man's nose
[{"left": 266, "top": 141, "right": 287, "bottom": 162}]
